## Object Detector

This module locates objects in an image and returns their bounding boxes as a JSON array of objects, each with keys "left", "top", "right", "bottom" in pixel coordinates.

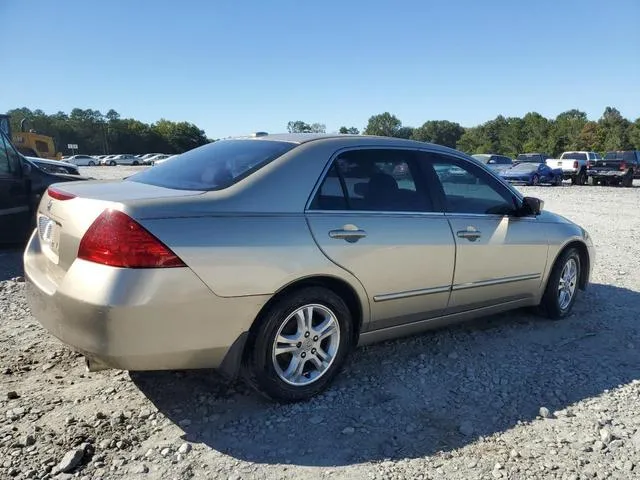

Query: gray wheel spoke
[
  {"left": 314, "top": 316, "right": 338, "bottom": 341},
  {"left": 283, "top": 355, "right": 306, "bottom": 382},
  {"left": 309, "top": 354, "right": 329, "bottom": 373}
]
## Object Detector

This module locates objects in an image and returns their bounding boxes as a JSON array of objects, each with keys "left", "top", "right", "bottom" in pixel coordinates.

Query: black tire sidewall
[
  {"left": 246, "top": 287, "right": 353, "bottom": 402},
  {"left": 542, "top": 248, "right": 581, "bottom": 319}
]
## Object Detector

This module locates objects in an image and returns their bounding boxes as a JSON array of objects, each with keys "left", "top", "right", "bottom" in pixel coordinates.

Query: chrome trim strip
[
  {"left": 452, "top": 273, "right": 541, "bottom": 291},
  {"left": 373, "top": 285, "right": 451, "bottom": 302},
  {"left": 306, "top": 210, "right": 446, "bottom": 217}
]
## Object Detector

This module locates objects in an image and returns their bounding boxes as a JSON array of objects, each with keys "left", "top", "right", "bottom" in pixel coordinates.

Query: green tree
[
  {"left": 411, "top": 120, "right": 465, "bottom": 148},
  {"left": 286, "top": 120, "right": 325, "bottom": 133},
  {"left": 626, "top": 118, "right": 640, "bottom": 150},
  {"left": 363, "top": 112, "right": 402, "bottom": 137},
  {"left": 549, "top": 109, "right": 588, "bottom": 156},
  {"left": 597, "top": 106, "right": 631, "bottom": 151},
  {"left": 339, "top": 126, "right": 360, "bottom": 134}
]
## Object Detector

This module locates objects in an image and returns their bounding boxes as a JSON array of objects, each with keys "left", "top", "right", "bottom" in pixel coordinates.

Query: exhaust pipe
[{"left": 84, "top": 356, "right": 110, "bottom": 372}]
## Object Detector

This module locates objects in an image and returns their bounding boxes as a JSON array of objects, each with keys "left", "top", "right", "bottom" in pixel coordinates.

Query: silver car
[{"left": 24, "top": 134, "right": 594, "bottom": 402}]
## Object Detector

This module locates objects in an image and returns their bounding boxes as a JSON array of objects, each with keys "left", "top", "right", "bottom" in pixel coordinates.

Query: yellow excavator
[{"left": 0, "top": 114, "right": 62, "bottom": 160}]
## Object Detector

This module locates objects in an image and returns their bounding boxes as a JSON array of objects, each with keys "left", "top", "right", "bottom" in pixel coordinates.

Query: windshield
[
  {"left": 516, "top": 154, "right": 541, "bottom": 162},
  {"left": 472, "top": 154, "right": 491, "bottom": 164},
  {"left": 510, "top": 163, "right": 539, "bottom": 172},
  {"left": 605, "top": 151, "right": 635, "bottom": 161},
  {"left": 128, "top": 139, "right": 296, "bottom": 190},
  {"left": 561, "top": 152, "right": 587, "bottom": 161}
]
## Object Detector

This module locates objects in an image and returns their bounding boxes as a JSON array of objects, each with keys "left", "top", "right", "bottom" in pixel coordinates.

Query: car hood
[{"left": 537, "top": 210, "right": 573, "bottom": 225}]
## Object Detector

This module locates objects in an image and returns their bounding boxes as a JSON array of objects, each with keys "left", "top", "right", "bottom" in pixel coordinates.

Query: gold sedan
[{"left": 24, "top": 133, "right": 594, "bottom": 402}]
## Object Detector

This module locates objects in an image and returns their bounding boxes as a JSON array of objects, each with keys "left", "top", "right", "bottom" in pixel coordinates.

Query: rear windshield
[
  {"left": 561, "top": 152, "right": 587, "bottom": 160},
  {"left": 512, "top": 162, "right": 539, "bottom": 171},
  {"left": 127, "top": 139, "right": 296, "bottom": 190},
  {"left": 516, "top": 154, "right": 541, "bottom": 162},
  {"left": 605, "top": 151, "right": 636, "bottom": 161}
]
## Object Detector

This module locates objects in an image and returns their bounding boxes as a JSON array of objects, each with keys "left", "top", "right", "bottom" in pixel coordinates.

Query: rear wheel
[
  {"left": 530, "top": 174, "right": 540, "bottom": 186},
  {"left": 243, "top": 287, "right": 353, "bottom": 402},
  {"left": 553, "top": 175, "right": 562, "bottom": 186},
  {"left": 133, "top": 160, "right": 139, "bottom": 165},
  {"left": 88, "top": 160, "right": 95, "bottom": 166},
  {"left": 109, "top": 160, "right": 116, "bottom": 166},
  {"left": 539, "top": 248, "right": 581, "bottom": 320},
  {"left": 623, "top": 170, "right": 634, "bottom": 187}
]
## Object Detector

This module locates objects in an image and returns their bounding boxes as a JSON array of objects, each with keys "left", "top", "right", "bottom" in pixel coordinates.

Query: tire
[
  {"left": 109, "top": 160, "right": 116, "bottom": 166},
  {"left": 553, "top": 175, "right": 562, "bottom": 186},
  {"left": 578, "top": 170, "right": 587, "bottom": 185},
  {"left": 243, "top": 287, "right": 353, "bottom": 402},
  {"left": 539, "top": 248, "right": 581, "bottom": 320},
  {"left": 133, "top": 161, "right": 139, "bottom": 166},
  {"left": 530, "top": 174, "right": 540, "bottom": 186},
  {"left": 623, "top": 170, "right": 634, "bottom": 188},
  {"left": 88, "top": 161, "right": 95, "bottom": 166},
  {"left": 587, "top": 176, "right": 595, "bottom": 186}
]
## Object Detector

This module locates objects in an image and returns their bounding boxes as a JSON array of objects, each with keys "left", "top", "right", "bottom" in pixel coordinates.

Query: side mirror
[{"left": 520, "top": 196, "right": 543, "bottom": 216}]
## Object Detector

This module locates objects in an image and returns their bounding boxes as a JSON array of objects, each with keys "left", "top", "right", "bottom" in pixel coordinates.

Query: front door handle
[
  {"left": 456, "top": 227, "right": 482, "bottom": 242},
  {"left": 329, "top": 224, "right": 367, "bottom": 243}
]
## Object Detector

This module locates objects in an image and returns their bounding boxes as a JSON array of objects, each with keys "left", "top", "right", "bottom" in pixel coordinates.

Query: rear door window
[
  {"left": 128, "top": 139, "right": 296, "bottom": 190},
  {"left": 309, "top": 149, "right": 433, "bottom": 212}
]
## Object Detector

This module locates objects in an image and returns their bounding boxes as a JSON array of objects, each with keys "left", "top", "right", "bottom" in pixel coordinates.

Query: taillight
[
  {"left": 620, "top": 162, "right": 627, "bottom": 171},
  {"left": 47, "top": 186, "right": 76, "bottom": 201},
  {"left": 573, "top": 161, "right": 579, "bottom": 169},
  {"left": 77, "top": 209, "right": 185, "bottom": 268}
]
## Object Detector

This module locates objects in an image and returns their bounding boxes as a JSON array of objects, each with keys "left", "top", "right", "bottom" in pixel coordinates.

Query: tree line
[
  {"left": 288, "top": 107, "right": 640, "bottom": 157},
  {"left": 6, "top": 106, "right": 639, "bottom": 158},
  {"left": 5, "top": 107, "right": 211, "bottom": 155}
]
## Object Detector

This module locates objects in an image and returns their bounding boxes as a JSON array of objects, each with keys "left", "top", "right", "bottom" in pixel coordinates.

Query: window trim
[
  {"left": 305, "top": 145, "right": 435, "bottom": 214},
  {"left": 0, "top": 132, "right": 22, "bottom": 178},
  {"left": 419, "top": 151, "right": 522, "bottom": 217},
  {"left": 305, "top": 145, "right": 525, "bottom": 215}
]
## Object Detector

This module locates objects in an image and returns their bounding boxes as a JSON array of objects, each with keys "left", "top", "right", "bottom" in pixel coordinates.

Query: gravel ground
[{"left": 1, "top": 168, "right": 640, "bottom": 480}]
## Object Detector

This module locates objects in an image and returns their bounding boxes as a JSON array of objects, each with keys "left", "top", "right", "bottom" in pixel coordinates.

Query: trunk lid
[{"left": 35, "top": 180, "right": 204, "bottom": 283}]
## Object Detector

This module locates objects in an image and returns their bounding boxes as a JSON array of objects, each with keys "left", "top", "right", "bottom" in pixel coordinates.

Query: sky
[{"left": 3, "top": 0, "right": 639, "bottom": 138}]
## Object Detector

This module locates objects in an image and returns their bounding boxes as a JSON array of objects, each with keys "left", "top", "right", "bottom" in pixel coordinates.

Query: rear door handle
[
  {"left": 456, "top": 227, "right": 482, "bottom": 241},
  {"left": 329, "top": 225, "right": 367, "bottom": 243}
]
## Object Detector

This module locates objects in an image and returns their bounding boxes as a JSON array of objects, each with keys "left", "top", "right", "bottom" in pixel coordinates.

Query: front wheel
[
  {"left": 539, "top": 248, "right": 581, "bottom": 320},
  {"left": 243, "top": 287, "right": 353, "bottom": 402},
  {"left": 109, "top": 160, "right": 116, "bottom": 166},
  {"left": 88, "top": 160, "right": 95, "bottom": 166},
  {"left": 133, "top": 160, "right": 139, "bottom": 166},
  {"left": 623, "top": 171, "right": 634, "bottom": 187},
  {"left": 553, "top": 175, "right": 562, "bottom": 186},
  {"left": 530, "top": 174, "right": 540, "bottom": 186}
]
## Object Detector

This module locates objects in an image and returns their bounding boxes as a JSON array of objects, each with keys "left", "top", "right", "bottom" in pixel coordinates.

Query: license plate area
[{"left": 38, "top": 214, "right": 61, "bottom": 261}]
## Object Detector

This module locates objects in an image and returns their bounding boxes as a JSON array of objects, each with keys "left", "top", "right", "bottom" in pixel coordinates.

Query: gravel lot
[{"left": 1, "top": 166, "right": 640, "bottom": 480}]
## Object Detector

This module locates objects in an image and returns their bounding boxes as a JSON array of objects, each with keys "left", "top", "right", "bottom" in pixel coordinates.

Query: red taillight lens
[
  {"left": 47, "top": 186, "right": 76, "bottom": 201},
  {"left": 573, "top": 161, "right": 579, "bottom": 169},
  {"left": 620, "top": 161, "right": 627, "bottom": 171},
  {"left": 77, "top": 210, "right": 185, "bottom": 268}
]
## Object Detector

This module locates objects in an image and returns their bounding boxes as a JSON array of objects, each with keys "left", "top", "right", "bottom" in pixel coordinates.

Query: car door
[
  {"left": 306, "top": 147, "right": 456, "bottom": 331},
  {"left": 419, "top": 151, "right": 549, "bottom": 314},
  {"left": 0, "top": 132, "right": 30, "bottom": 243}
]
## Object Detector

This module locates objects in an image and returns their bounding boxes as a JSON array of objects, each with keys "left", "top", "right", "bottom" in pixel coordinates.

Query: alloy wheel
[
  {"left": 558, "top": 258, "right": 578, "bottom": 310},
  {"left": 271, "top": 304, "right": 341, "bottom": 386}
]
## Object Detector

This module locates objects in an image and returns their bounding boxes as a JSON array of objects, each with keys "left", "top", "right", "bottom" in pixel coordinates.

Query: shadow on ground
[
  {"left": 0, "top": 248, "right": 24, "bottom": 281},
  {"left": 133, "top": 283, "right": 640, "bottom": 467}
]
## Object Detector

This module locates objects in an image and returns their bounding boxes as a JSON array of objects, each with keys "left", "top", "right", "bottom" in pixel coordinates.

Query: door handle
[
  {"left": 456, "top": 227, "right": 482, "bottom": 242},
  {"left": 329, "top": 225, "right": 367, "bottom": 243}
]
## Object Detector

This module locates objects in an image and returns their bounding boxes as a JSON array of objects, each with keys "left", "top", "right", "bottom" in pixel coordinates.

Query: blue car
[{"left": 500, "top": 162, "right": 563, "bottom": 186}]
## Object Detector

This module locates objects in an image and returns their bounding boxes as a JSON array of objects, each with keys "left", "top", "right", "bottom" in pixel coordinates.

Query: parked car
[
  {"left": 102, "top": 154, "right": 142, "bottom": 166},
  {"left": 24, "top": 133, "right": 594, "bottom": 402},
  {"left": 472, "top": 154, "right": 513, "bottom": 174},
  {"left": 146, "top": 154, "right": 172, "bottom": 165},
  {"left": 65, "top": 155, "right": 98, "bottom": 166},
  {"left": 587, "top": 150, "right": 640, "bottom": 187},
  {"left": 25, "top": 157, "right": 81, "bottom": 176},
  {"left": 545, "top": 151, "right": 600, "bottom": 185},
  {"left": 500, "top": 161, "right": 563, "bottom": 186},
  {"left": 1, "top": 131, "right": 89, "bottom": 244},
  {"left": 515, "top": 153, "right": 550, "bottom": 164},
  {"left": 152, "top": 155, "right": 178, "bottom": 166}
]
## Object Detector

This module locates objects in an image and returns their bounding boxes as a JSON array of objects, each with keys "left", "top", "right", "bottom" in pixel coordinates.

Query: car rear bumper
[
  {"left": 587, "top": 170, "right": 625, "bottom": 178},
  {"left": 23, "top": 231, "right": 269, "bottom": 375}
]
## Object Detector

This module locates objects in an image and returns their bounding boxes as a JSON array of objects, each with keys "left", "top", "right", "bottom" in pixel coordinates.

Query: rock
[
  {"left": 6, "top": 391, "right": 19, "bottom": 400},
  {"left": 624, "top": 461, "right": 634, "bottom": 472},
  {"left": 55, "top": 446, "right": 86, "bottom": 473},
  {"left": 139, "top": 408, "right": 152, "bottom": 419},
  {"left": 11, "top": 276, "right": 25, "bottom": 282},
  {"left": 599, "top": 428, "right": 612, "bottom": 445},
  {"left": 341, "top": 427, "right": 355, "bottom": 435},
  {"left": 178, "top": 443, "right": 191, "bottom": 454},
  {"left": 631, "top": 431, "right": 640, "bottom": 451},
  {"left": 98, "top": 439, "right": 112, "bottom": 450},
  {"left": 593, "top": 440, "right": 605, "bottom": 451},
  {"left": 160, "top": 448, "right": 172, "bottom": 457},
  {"left": 459, "top": 421, "right": 474, "bottom": 436},
  {"left": 539, "top": 407, "right": 552, "bottom": 419},
  {"left": 41, "top": 363, "right": 55, "bottom": 372},
  {"left": 309, "top": 415, "right": 323, "bottom": 425},
  {"left": 132, "top": 463, "right": 149, "bottom": 474},
  {"left": 22, "top": 434, "right": 36, "bottom": 447},
  {"left": 95, "top": 412, "right": 107, "bottom": 420},
  {"left": 509, "top": 449, "right": 520, "bottom": 459}
]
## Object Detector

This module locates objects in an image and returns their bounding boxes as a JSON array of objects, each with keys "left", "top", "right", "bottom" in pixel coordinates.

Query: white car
[
  {"left": 147, "top": 154, "right": 172, "bottom": 164},
  {"left": 64, "top": 155, "right": 98, "bottom": 166},
  {"left": 153, "top": 154, "right": 179, "bottom": 166},
  {"left": 102, "top": 154, "right": 143, "bottom": 166}
]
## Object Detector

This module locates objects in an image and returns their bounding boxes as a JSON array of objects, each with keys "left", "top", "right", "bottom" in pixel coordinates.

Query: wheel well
[
  {"left": 553, "top": 241, "right": 590, "bottom": 290},
  {"left": 247, "top": 276, "right": 363, "bottom": 347}
]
